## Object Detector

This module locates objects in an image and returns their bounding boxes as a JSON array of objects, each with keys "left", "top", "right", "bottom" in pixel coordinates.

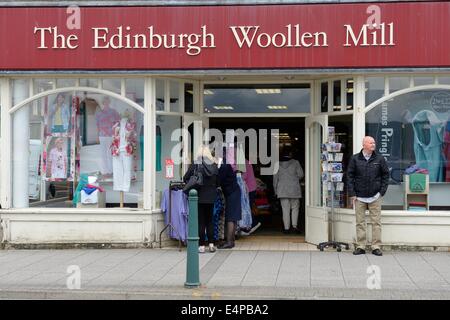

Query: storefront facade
[{"left": 1, "top": 0, "right": 450, "bottom": 248}]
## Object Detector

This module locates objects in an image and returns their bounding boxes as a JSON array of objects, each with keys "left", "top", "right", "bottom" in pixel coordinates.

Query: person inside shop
[
  {"left": 347, "top": 136, "right": 389, "bottom": 256},
  {"left": 183, "top": 144, "right": 219, "bottom": 253},
  {"left": 96, "top": 96, "right": 121, "bottom": 179},
  {"left": 49, "top": 93, "right": 70, "bottom": 134},
  {"left": 273, "top": 146, "right": 304, "bottom": 234},
  {"left": 217, "top": 146, "right": 242, "bottom": 249}
]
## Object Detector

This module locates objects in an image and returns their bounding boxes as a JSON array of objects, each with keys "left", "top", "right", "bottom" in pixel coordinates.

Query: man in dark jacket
[{"left": 347, "top": 136, "right": 389, "bottom": 256}]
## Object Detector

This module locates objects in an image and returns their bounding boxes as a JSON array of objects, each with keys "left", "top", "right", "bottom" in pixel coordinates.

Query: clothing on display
[
  {"left": 49, "top": 103, "right": 70, "bottom": 133},
  {"left": 236, "top": 174, "right": 252, "bottom": 229},
  {"left": 95, "top": 106, "right": 120, "bottom": 174},
  {"left": 161, "top": 189, "right": 189, "bottom": 242},
  {"left": 156, "top": 125, "right": 162, "bottom": 172},
  {"left": 49, "top": 146, "right": 67, "bottom": 179},
  {"left": 111, "top": 118, "right": 137, "bottom": 192},
  {"left": 444, "top": 120, "right": 450, "bottom": 182},
  {"left": 411, "top": 110, "right": 445, "bottom": 182}
]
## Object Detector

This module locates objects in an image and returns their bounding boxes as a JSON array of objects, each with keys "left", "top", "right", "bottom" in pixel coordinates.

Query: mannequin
[{"left": 111, "top": 109, "right": 137, "bottom": 206}]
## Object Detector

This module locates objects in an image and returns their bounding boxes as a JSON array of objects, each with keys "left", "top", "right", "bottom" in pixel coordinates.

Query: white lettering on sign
[
  {"left": 92, "top": 25, "right": 215, "bottom": 56},
  {"left": 343, "top": 23, "right": 395, "bottom": 47},
  {"left": 33, "top": 23, "right": 397, "bottom": 54},
  {"left": 229, "top": 24, "right": 328, "bottom": 48}
]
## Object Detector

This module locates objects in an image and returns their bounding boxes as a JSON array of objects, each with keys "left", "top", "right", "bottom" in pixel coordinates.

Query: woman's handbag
[{"left": 183, "top": 164, "right": 204, "bottom": 193}]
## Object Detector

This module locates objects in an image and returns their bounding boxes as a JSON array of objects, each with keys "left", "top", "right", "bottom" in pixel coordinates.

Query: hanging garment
[
  {"left": 161, "top": 189, "right": 189, "bottom": 242},
  {"left": 49, "top": 147, "right": 67, "bottom": 179},
  {"left": 156, "top": 125, "right": 162, "bottom": 172},
  {"left": 411, "top": 110, "right": 445, "bottom": 182},
  {"left": 236, "top": 174, "right": 252, "bottom": 230},
  {"left": 444, "top": 121, "right": 450, "bottom": 182},
  {"left": 213, "top": 189, "right": 225, "bottom": 241}
]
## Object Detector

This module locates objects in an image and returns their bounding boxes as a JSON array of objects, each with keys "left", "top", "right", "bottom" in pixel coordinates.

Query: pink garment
[
  {"left": 444, "top": 130, "right": 450, "bottom": 182},
  {"left": 242, "top": 161, "right": 257, "bottom": 192}
]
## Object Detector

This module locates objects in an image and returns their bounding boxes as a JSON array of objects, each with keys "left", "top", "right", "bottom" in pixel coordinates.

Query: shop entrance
[{"left": 209, "top": 117, "right": 306, "bottom": 242}]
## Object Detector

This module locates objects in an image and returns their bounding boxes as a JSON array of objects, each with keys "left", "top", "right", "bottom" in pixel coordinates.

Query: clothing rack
[{"left": 159, "top": 180, "right": 186, "bottom": 250}]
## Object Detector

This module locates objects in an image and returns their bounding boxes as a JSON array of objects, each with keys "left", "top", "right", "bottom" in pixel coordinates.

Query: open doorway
[{"left": 210, "top": 117, "right": 306, "bottom": 240}]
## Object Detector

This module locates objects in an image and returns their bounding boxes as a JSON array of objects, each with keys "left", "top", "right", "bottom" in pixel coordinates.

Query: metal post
[{"left": 185, "top": 189, "right": 200, "bottom": 288}]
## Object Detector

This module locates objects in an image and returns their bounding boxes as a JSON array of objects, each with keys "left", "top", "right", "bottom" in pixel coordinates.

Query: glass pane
[
  {"left": 366, "top": 89, "right": 450, "bottom": 210},
  {"left": 438, "top": 77, "right": 450, "bottom": 85},
  {"left": 11, "top": 90, "right": 144, "bottom": 208},
  {"left": 155, "top": 79, "right": 165, "bottom": 111},
  {"left": 184, "top": 83, "right": 194, "bottom": 113},
  {"left": 169, "top": 81, "right": 181, "bottom": 112},
  {"left": 33, "top": 79, "right": 53, "bottom": 95},
  {"left": 310, "top": 122, "right": 323, "bottom": 207},
  {"left": 102, "top": 79, "right": 121, "bottom": 94},
  {"left": 328, "top": 115, "right": 353, "bottom": 208},
  {"left": 345, "top": 79, "right": 353, "bottom": 110},
  {"left": 333, "top": 80, "right": 341, "bottom": 111},
  {"left": 389, "top": 77, "right": 409, "bottom": 93},
  {"left": 155, "top": 115, "right": 182, "bottom": 208},
  {"left": 365, "top": 77, "right": 385, "bottom": 106},
  {"left": 79, "top": 79, "right": 98, "bottom": 88},
  {"left": 12, "top": 79, "right": 30, "bottom": 105},
  {"left": 414, "top": 77, "right": 434, "bottom": 86},
  {"left": 56, "top": 79, "right": 76, "bottom": 88},
  {"left": 204, "top": 84, "right": 310, "bottom": 113},
  {"left": 125, "top": 78, "right": 144, "bottom": 107},
  {"left": 320, "top": 82, "right": 328, "bottom": 113}
]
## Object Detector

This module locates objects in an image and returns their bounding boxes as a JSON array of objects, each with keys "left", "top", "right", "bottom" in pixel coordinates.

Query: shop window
[
  {"left": 155, "top": 115, "right": 183, "bottom": 208},
  {"left": 389, "top": 76, "right": 409, "bottom": 93},
  {"left": 365, "top": 88, "right": 450, "bottom": 210},
  {"left": 365, "top": 77, "right": 385, "bottom": 106},
  {"left": 11, "top": 91, "right": 144, "bottom": 209},
  {"left": 12, "top": 79, "right": 30, "bottom": 105},
  {"left": 345, "top": 79, "right": 354, "bottom": 110},
  {"left": 203, "top": 84, "right": 310, "bottom": 113},
  {"left": 79, "top": 79, "right": 99, "bottom": 88},
  {"left": 438, "top": 77, "right": 450, "bottom": 85},
  {"left": 169, "top": 81, "right": 181, "bottom": 112},
  {"left": 102, "top": 79, "right": 121, "bottom": 94},
  {"left": 184, "top": 83, "right": 194, "bottom": 113},
  {"left": 125, "top": 79, "right": 144, "bottom": 108},
  {"left": 56, "top": 79, "right": 76, "bottom": 88},
  {"left": 333, "top": 80, "right": 341, "bottom": 111},
  {"left": 155, "top": 79, "right": 165, "bottom": 111},
  {"left": 320, "top": 82, "right": 328, "bottom": 113},
  {"left": 414, "top": 77, "right": 434, "bottom": 86}
]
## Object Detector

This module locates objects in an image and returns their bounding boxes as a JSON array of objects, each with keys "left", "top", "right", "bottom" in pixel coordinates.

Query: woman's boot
[{"left": 218, "top": 221, "right": 235, "bottom": 249}]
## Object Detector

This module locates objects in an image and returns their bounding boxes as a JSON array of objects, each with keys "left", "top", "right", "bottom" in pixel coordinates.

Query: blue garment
[
  {"left": 412, "top": 110, "right": 445, "bottom": 182},
  {"left": 161, "top": 189, "right": 189, "bottom": 242},
  {"left": 81, "top": 186, "right": 97, "bottom": 195},
  {"left": 213, "top": 190, "right": 224, "bottom": 241},
  {"left": 237, "top": 175, "right": 252, "bottom": 229}
]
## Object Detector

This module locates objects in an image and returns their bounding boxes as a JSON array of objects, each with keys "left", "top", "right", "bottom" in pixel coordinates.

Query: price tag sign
[{"left": 165, "top": 159, "right": 174, "bottom": 179}]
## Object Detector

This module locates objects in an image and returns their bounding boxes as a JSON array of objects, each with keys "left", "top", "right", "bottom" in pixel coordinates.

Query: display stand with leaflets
[{"left": 317, "top": 126, "right": 349, "bottom": 252}]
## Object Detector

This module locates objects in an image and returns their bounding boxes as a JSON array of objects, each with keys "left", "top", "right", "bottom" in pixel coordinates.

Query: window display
[
  {"left": 366, "top": 89, "right": 450, "bottom": 209},
  {"left": 11, "top": 90, "right": 144, "bottom": 208}
]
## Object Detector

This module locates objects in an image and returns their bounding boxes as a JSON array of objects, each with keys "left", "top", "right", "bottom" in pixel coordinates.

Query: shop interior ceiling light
[{"left": 255, "top": 89, "right": 281, "bottom": 94}]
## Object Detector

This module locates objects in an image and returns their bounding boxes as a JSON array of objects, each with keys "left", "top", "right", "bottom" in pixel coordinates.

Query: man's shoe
[
  {"left": 353, "top": 248, "right": 366, "bottom": 255},
  {"left": 198, "top": 246, "right": 205, "bottom": 253},
  {"left": 372, "top": 249, "right": 383, "bottom": 256},
  {"left": 208, "top": 243, "right": 217, "bottom": 253},
  {"left": 218, "top": 242, "right": 234, "bottom": 249}
]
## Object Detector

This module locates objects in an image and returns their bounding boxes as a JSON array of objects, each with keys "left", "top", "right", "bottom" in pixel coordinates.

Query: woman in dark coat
[
  {"left": 183, "top": 145, "right": 219, "bottom": 253},
  {"left": 217, "top": 150, "right": 241, "bottom": 249}
]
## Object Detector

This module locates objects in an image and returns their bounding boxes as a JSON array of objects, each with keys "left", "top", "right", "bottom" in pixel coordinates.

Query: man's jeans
[{"left": 355, "top": 197, "right": 382, "bottom": 250}]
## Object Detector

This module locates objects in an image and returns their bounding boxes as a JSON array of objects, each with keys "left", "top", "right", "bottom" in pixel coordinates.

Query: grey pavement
[{"left": 0, "top": 248, "right": 450, "bottom": 299}]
